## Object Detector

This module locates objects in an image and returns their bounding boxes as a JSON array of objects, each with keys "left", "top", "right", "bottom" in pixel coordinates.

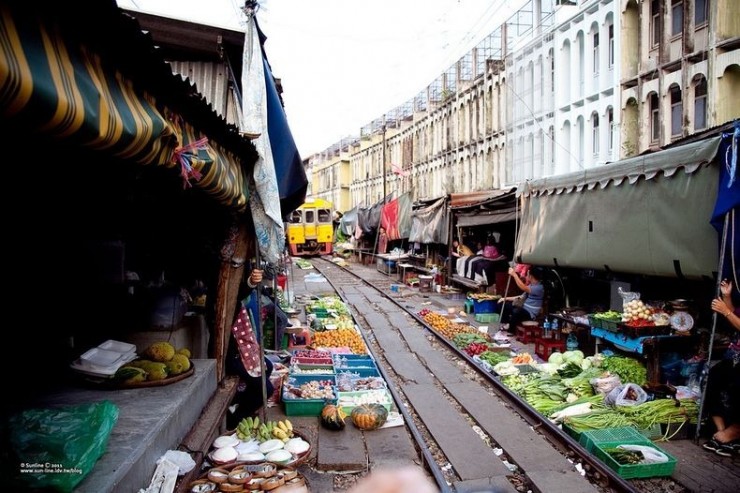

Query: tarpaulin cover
[
  {"left": 0, "top": 4, "right": 251, "bottom": 211},
  {"left": 517, "top": 136, "right": 722, "bottom": 278},
  {"left": 409, "top": 197, "right": 449, "bottom": 244},
  {"left": 711, "top": 125, "right": 740, "bottom": 281},
  {"left": 339, "top": 207, "right": 359, "bottom": 237},
  {"left": 380, "top": 193, "right": 412, "bottom": 240}
]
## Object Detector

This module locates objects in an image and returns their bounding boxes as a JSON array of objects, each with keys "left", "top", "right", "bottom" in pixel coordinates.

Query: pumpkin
[
  {"left": 320, "top": 404, "right": 346, "bottom": 430},
  {"left": 350, "top": 404, "right": 388, "bottom": 431}
]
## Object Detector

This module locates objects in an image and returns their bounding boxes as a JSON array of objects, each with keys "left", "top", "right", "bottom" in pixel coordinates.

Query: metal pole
[
  {"left": 382, "top": 116, "right": 387, "bottom": 199},
  {"left": 254, "top": 249, "right": 268, "bottom": 424}
]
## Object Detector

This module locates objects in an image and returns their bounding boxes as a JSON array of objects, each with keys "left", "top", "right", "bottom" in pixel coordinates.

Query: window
[
  {"left": 694, "top": 77, "right": 707, "bottom": 130},
  {"left": 608, "top": 24, "right": 615, "bottom": 69},
  {"left": 650, "top": 93, "right": 660, "bottom": 142},
  {"left": 607, "top": 107, "right": 614, "bottom": 154},
  {"left": 592, "top": 113, "right": 600, "bottom": 156},
  {"left": 672, "top": 1, "right": 683, "bottom": 37},
  {"left": 550, "top": 51, "right": 555, "bottom": 94},
  {"left": 670, "top": 85, "right": 683, "bottom": 137},
  {"left": 695, "top": 0, "right": 708, "bottom": 25},
  {"left": 593, "top": 32, "right": 600, "bottom": 75},
  {"left": 651, "top": 0, "right": 661, "bottom": 47}
]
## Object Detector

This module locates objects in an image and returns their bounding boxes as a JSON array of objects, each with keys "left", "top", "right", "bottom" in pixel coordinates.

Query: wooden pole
[{"left": 213, "top": 220, "right": 251, "bottom": 383}]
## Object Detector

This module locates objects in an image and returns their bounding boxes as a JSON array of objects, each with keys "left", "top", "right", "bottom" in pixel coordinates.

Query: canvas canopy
[
  {"left": 409, "top": 197, "right": 449, "bottom": 244},
  {"left": 0, "top": 3, "right": 253, "bottom": 211},
  {"left": 516, "top": 136, "right": 723, "bottom": 279},
  {"left": 380, "top": 193, "right": 412, "bottom": 240}
]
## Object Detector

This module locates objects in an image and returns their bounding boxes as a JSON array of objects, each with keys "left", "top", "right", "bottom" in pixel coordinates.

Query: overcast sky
[{"left": 118, "top": 0, "right": 522, "bottom": 157}]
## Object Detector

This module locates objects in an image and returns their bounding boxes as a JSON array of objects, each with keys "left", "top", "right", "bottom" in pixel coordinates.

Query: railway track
[{"left": 310, "top": 257, "right": 651, "bottom": 493}]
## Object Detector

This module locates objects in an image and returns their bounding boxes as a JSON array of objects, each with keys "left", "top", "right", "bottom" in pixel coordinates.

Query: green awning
[{"left": 0, "top": 5, "right": 249, "bottom": 211}]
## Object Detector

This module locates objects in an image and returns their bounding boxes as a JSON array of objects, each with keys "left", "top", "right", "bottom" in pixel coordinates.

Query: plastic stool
[
  {"left": 515, "top": 324, "right": 541, "bottom": 344},
  {"left": 464, "top": 299, "right": 474, "bottom": 314},
  {"left": 287, "top": 328, "right": 312, "bottom": 350}
]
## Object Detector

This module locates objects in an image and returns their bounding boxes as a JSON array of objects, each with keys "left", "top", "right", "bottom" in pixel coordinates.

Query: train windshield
[{"left": 318, "top": 209, "right": 331, "bottom": 222}]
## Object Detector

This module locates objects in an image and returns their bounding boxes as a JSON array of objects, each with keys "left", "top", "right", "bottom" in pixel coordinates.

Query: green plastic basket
[
  {"left": 579, "top": 426, "right": 647, "bottom": 453},
  {"left": 562, "top": 423, "right": 582, "bottom": 442},
  {"left": 593, "top": 440, "right": 677, "bottom": 479},
  {"left": 475, "top": 313, "right": 500, "bottom": 323}
]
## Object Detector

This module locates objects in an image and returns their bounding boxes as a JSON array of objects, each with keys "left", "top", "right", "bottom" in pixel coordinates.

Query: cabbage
[
  {"left": 580, "top": 358, "right": 592, "bottom": 370},
  {"left": 562, "top": 350, "right": 584, "bottom": 365},
  {"left": 537, "top": 363, "right": 559, "bottom": 375},
  {"left": 548, "top": 352, "right": 564, "bottom": 365}
]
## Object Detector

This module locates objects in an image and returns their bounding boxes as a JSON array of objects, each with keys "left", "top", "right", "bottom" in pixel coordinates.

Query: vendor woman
[{"left": 497, "top": 265, "right": 545, "bottom": 333}]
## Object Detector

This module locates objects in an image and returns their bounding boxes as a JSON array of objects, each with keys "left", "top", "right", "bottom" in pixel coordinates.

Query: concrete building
[
  {"left": 620, "top": 0, "right": 740, "bottom": 155},
  {"left": 310, "top": 137, "right": 356, "bottom": 212},
  {"left": 313, "top": 0, "right": 739, "bottom": 212}
]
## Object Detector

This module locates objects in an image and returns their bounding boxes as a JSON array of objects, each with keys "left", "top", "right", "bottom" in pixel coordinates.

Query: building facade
[{"left": 312, "top": 0, "right": 739, "bottom": 212}]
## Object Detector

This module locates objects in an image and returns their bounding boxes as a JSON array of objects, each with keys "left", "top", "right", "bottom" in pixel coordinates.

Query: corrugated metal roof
[
  {"left": 520, "top": 136, "right": 722, "bottom": 197},
  {"left": 449, "top": 188, "right": 516, "bottom": 209}
]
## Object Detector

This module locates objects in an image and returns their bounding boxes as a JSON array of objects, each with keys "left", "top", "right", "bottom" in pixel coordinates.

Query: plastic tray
[
  {"left": 80, "top": 347, "right": 126, "bottom": 367},
  {"left": 593, "top": 439, "right": 677, "bottom": 479},
  {"left": 475, "top": 313, "right": 500, "bottom": 323},
  {"left": 288, "top": 363, "right": 335, "bottom": 375},
  {"left": 98, "top": 339, "right": 137, "bottom": 355},
  {"left": 282, "top": 375, "right": 337, "bottom": 416}
]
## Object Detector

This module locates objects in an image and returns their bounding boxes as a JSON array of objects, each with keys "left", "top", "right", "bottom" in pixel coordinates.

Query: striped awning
[{"left": 0, "top": 5, "right": 249, "bottom": 211}]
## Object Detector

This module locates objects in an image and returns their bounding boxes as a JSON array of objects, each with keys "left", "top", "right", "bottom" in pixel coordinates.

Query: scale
[{"left": 669, "top": 299, "right": 694, "bottom": 333}]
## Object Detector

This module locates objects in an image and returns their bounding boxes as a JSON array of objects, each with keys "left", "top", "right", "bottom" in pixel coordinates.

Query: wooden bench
[{"left": 450, "top": 274, "right": 487, "bottom": 292}]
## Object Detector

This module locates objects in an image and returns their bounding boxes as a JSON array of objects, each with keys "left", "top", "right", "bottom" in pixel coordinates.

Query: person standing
[
  {"left": 497, "top": 265, "right": 545, "bottom": 333},
  {"left": 703, "top": 279, "right": 740, "bottom": 457}
]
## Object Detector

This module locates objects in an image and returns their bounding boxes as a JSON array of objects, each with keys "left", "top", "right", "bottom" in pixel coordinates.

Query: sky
[{"left": 117, "top": 0, "right": 522, "bottom": 157}]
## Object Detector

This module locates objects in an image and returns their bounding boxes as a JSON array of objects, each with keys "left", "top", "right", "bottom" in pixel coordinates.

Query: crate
[
  {"left": 562, "top": 423, "right": 582, "bottom": 442},
  {"left": 472, "top": 299, "right": 496, "bottom": 314},
  {"left": 587, "top": 314, "right": 602, "bottom": 329},
  {"left": 334, "top": 358, "right": 379, "bottom": 378},
  {"left": 579, "top": 426, "right": 648, "bottom": 453},
  {"left": 593, "top": 439, "right": 677, "bottom": 479},
  {"left": 337, "top": 389, "right": 392, "bottom": 415},
  {"left": 475, "top": 312, "right": 500, "bottom": 323},
  {"left": 282, "top": 375, "right": 337, "bottom": 416},
  {"left": 534, "top": 337, "right": 566, "bottom": 360}
]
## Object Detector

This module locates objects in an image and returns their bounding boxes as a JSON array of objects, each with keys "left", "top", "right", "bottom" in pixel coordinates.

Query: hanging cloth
[{"left": 231, "top": 304, "right": 262, "bottom": 377}]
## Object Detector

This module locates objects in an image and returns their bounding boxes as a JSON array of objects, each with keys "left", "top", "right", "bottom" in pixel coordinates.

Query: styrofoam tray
[
  {"left": 80, "top": 347, "right": 126, "bottom": 367},
  {"left": 98, "top": 339, "right": 136, "bottom": 355}
]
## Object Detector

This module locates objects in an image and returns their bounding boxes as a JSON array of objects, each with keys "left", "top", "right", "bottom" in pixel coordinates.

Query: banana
[
  {"left": 245, "top": 416, "right": 254, "bottom": 430},
  {"left": 252, "top": 416, "right": 260, "bottom": 430},
  {"left": 273, "top": 428, "right": 287, "bottom": 440},
  {"left": 284, "top": 419, "right": 293, "bottom": 433},
  {"left": 278, "top": 421, "right": 289, "bottom": 433}
]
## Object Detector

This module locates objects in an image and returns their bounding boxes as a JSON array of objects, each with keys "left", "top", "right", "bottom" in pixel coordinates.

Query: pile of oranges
[{"left": 312, "top": 328, "right": 367, "bottom": 354}]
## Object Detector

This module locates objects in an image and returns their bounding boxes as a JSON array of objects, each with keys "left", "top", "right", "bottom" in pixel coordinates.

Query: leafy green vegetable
[{"left": 601, "top": 356, "right": 647, "bottom": 385}]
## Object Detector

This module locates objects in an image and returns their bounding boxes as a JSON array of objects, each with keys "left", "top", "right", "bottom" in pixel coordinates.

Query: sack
[
  {"left": 483, "top": 245, "right": 499, "bottom": 259},
  {"left": 10, "top": 401, "right": 119, "bottom": 492},
  {"left": 617, "top": 444, "right": 670, "bottom": 464}
]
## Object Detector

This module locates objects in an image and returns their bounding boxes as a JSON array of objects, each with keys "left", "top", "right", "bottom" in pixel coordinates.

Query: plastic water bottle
[{"left": 543, "top": 318, "right": 551, "bottom": 339}]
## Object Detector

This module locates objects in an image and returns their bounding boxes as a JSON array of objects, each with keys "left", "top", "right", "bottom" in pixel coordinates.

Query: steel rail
[
  {"left": 311, "top": 259, "right": 453, "bottom": 493},
  {"left": 313, "top": 258, "right": 637, "bottom": 493}
]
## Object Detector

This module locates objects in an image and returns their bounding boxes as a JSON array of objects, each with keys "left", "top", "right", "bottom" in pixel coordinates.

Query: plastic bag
[
  {"left": 590, "top": 373, "right": 622, "bottom": 395},
  {"left": 617, "top": 444, "right": 670, "bottom": 464},
  {"left": 9, "top": 400, "right": 119, "bottom": 492},
  {"left": 606, "top": 383, "right": 648, "bottom": 406}
]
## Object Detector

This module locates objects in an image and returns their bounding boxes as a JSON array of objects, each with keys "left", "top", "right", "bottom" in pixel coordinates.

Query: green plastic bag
[{"left": 9, "top": 400, "right": 119, "bottom": 492}]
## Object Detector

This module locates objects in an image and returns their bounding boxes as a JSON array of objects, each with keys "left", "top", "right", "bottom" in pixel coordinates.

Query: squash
[
  {"left": 320, "top": 404, "right": 346, "bottom": 430},
  {"left": 350, "top": 404, "right": 388, "bottom": 431}
]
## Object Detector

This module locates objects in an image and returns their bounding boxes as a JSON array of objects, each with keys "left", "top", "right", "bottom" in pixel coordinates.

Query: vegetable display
[
  {"left": 601, "top": 356, "right": 647, "bottom": 386},
  {"left": 350, "top": 403, "right": 389, "bottom": 430}
]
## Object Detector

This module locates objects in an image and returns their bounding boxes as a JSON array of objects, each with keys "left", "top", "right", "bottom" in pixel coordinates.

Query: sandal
[
  {"left": 715, "top": 442, "right": 734, "bottom": 457},
  {"left": 703, "top": 438, "right": 722, "bottom": 452}
]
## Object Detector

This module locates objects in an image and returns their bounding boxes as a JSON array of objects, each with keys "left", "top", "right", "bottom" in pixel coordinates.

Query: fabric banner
[
  {"left": 339, "top": 207, "right": 358, "bottom": 237},
  {"left": 241, "top": 12, "right": 284, "bottom": 265},
  {"left": 380, "top": 193, "right": 412, "bottom": 240}
]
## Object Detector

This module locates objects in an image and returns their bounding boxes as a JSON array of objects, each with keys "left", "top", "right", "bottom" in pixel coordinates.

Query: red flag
[{"left": 390, "top": 163, "right": 410, "bottom": 177}]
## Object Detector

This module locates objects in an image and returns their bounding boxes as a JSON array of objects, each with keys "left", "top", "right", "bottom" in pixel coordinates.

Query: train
[{"left": 286, "top": 198, "right": 334, "bottom": 256}]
